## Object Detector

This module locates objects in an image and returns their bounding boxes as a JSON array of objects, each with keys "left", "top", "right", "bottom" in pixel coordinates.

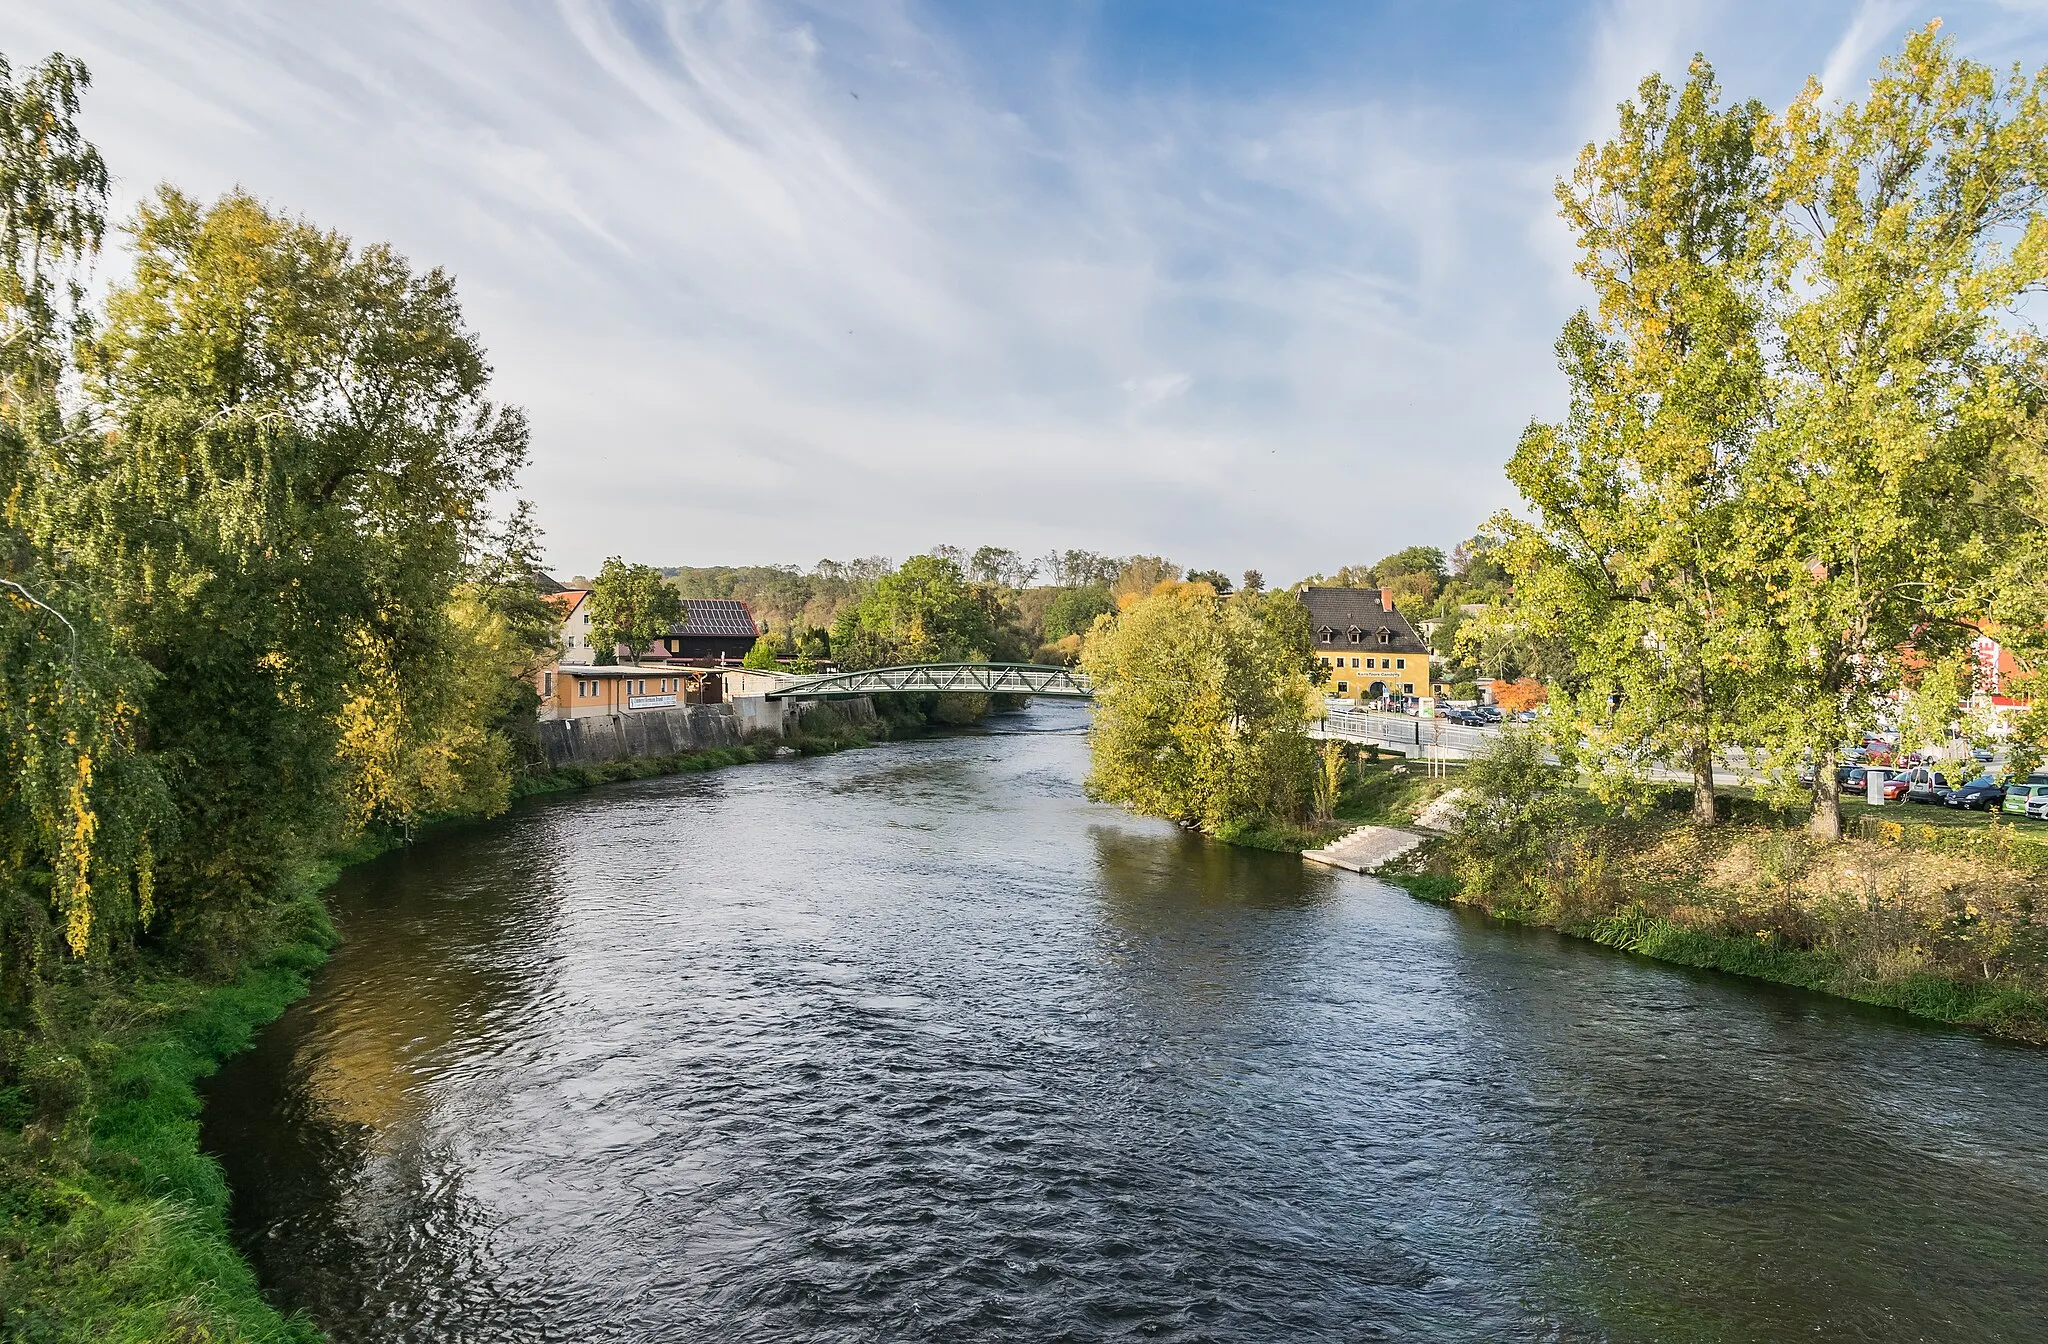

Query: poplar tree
[
  {"left": 1749, "top": 25, "right": 2048, "bottom": 839},
  {"left": 1498, "top": 60, "right": 1776, "bottom": 823}
]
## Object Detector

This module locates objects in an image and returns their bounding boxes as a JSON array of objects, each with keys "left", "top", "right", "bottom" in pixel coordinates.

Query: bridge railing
[{"left": 764, "top": 662, "right": 1093, "bottom": 701}]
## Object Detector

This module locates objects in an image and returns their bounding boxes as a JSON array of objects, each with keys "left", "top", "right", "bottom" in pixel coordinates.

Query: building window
[
  {"left": 1378, "top": 627, "right": 1392, "bottom": 645},
  {"left": 1337, "top": 681, "right": 1349, "bottom": 693},
  {"left": 1403, "top": 683, "right": 1415, "bottom": 694},
  {"left": 543, "top": 672, "right": 553, "bottom": 697},
  {"left": 1396, "top": 658, "right": 1406, "bottom": 669}
]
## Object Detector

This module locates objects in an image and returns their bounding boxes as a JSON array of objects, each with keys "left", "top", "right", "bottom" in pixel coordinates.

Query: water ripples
[{"left": 202, "top": 703, "right": 2048, "bottom": 1341}]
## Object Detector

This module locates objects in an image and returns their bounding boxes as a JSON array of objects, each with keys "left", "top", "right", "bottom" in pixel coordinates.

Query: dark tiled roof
[
  {"left": 1300, "top": 587, "right": 1431, "bottom": 655},
  {"left": 672, "top": 598, "right": 758, "bottom": 638}
]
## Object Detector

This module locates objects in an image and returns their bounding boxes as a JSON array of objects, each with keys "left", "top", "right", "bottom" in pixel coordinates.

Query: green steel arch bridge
[{"left": 762, "top": 662, "right": 1093, "bottom": 701}]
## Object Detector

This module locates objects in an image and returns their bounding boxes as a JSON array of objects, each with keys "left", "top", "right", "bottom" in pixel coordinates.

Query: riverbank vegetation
[
  {"left": 0, "top": 51, "right": 570, "bottom": 1335},
  {"left": 1372, "top": 733, "right": 2048, "bottom": 1042}
]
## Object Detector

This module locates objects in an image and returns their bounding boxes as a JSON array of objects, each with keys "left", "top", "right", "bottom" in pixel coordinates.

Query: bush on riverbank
[{"left": 1376, "top": 739, "right": 2048, "bottom": 1043}]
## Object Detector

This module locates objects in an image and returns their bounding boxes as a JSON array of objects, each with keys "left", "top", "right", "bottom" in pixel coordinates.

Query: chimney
[{"left": 1380, "top": 587, "right": 1395, "bottom": 611}]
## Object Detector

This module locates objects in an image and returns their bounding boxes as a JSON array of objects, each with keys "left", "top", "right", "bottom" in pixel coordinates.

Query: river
[{"left": 200, "top": 701, "right": 2048, "bottom": 1342}]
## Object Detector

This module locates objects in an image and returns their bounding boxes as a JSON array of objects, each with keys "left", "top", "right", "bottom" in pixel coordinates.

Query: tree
[
  {"left": 1746, "top": 25, "right": 2048, "bottom": 839},
  {"left": 1495, "top": 57, "right": 1775, "bottom": 823},
  {"left": 1082, "top": 584, "right": 1319, "bottom": 834},
  {"left": 1111, "top": 555, "right": 1181, "bottom": 603},
  {"left": 1240, "top": 569, "right": 1265, "bottom": 594},
  {"left": 1041, "top": 584, "right": 1114, "bottom": 643},
  {"left": 830, "top": 553, "right": 996, "bottom": 670},
  {"left": 73, "top": 185, "right": 530, "bottom": 920},
  {"left": 1039, "top": 548, "right": 1122, "bottom": 588},
  {"left": 742, "top": 635, "right": 781, "bottom": 670},
  {"left": 1370, "top": 547, "right": 1447, "bottom": 604},
  {"left": 1186, "top": 569, "right": 1234, "bottom": 594},
  {"left": 969, "top": 545, "right": 1036, "bottom": 588},
  {"left": 0, "top": 53, "right": 167, "bottom": 966},
  {"left": 587, "top": 557, "right": 681, "bottom": 663}
]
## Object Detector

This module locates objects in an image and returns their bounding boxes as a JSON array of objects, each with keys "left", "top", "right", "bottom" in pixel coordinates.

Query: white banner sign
[{"left": 628, "top": 694, "right": 678, "bottom": 710}]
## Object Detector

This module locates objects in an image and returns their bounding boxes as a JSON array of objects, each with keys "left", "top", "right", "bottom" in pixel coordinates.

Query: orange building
[{"left": 537, "top": 664, "right": 722, "bottom": 720}]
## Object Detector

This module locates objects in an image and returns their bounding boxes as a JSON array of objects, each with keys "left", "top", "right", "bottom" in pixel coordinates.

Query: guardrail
[{"left": 1317, "top": 709, "right": 1499, "bottom": 758}]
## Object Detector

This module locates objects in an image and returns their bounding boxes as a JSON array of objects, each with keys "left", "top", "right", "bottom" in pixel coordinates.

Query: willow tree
[
  {"left": 0, "top": 54, "right": 167, "bottom": 976},
  {"left": 1748, "top": 25, "right": 2048, "bottom": 839},
  {"left": 75, "top": 187, "right": 530, "bottom": 915},
  {"left": 1082, "top": 583, "right": 1319, "bottom": 835},
  {"left": 1498, "top": 59, "right": 1777, "bottom": 823}
]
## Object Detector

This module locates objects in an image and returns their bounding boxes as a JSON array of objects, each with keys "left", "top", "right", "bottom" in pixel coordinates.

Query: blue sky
[{"left": 9, "top": 1, "right": 2048, "bottom": 581}]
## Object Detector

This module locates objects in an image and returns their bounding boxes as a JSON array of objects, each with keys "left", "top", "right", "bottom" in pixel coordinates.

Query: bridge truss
[{"left": 763, "top": 662, "right": 1093, "bottom": 701}]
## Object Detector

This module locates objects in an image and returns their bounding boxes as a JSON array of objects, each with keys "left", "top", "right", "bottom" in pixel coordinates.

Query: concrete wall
[{"left": 537, "top": 695, "right": 878, "bottom": 769}]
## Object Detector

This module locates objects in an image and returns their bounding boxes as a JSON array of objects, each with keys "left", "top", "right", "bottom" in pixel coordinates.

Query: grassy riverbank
[
  {"left": 1326, "top": 756, "right": 2048, "bottom": 1044},
  {"left": 0, "top": 856, "right": 344, "bottom": 1341},
  {"left": 0, "top": 712, "right": 890, "bottom": 1339}
]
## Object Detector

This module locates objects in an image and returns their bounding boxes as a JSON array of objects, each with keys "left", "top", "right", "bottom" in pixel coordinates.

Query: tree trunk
[
  {"left": 1689, "top": 665, "right": 1716, "bottom": 825},
  {"left": 1808, "top": 749, "right": 1842, "bottom": 841},
  {"left": 1690, "top": 740, "right": 1717, "bottom": 824}
]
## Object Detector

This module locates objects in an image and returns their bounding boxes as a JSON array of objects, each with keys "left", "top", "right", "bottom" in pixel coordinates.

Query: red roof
[{"left": 544, "top": 589, "right": 588, "bottom": 618}]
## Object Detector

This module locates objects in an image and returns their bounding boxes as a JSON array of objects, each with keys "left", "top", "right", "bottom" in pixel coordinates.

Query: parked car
[
  {"left": 2032, "top": 794, "right": 2048, "bottom": 822},
  {"left": 1882, "top": 774, "right": 1912, "bottom": 802},
  {"left": 1972, "top": 747, "right": 1995, "bottom": 763},
  {"left": 1841, "top": 765, "right": 1871, "bottom": 795},
  {"left": 2004, "top": 781, "right": 2048, "bottom": 818},
  {"left": 1899, "top": 766, "right": 1955, "bottom": 805},
  {"left": 1942, "top": 775, "right": 2006, "bottom": 811}
]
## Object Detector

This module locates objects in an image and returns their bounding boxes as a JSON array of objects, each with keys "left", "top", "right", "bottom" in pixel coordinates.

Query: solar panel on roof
[{"left": 674, "top": 599, "right": 756, "bottom": 637}]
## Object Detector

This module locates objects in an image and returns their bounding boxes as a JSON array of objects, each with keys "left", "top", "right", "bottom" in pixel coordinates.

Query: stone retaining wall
[{"left": 537, "top": 695, "right": 877, "bottom": 769}]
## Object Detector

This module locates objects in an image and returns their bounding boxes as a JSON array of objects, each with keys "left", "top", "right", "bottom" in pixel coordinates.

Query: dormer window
[
  {"left": 1377, "top": 627, "right": 1392, "bottom": 645},
  {"left": 1317, "top": 625, "right": 1336, "bottom": 644},
  {"left": 1347, "top": 625, "right": 1362, "bottom": 644}
]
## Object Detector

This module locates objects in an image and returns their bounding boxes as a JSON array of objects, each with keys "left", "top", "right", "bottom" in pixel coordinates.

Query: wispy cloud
[
  {"left": 1820, "top": 0, "right": 1915, "bottom": 98},
  {"left": 4, "top": 1, "right": 2047, "bottom": 577}
]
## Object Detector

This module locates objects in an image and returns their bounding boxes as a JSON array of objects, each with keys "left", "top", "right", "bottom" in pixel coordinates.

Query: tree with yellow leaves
[{"left": 1082, "top": 582, "right": 1320, "bottom": 835}]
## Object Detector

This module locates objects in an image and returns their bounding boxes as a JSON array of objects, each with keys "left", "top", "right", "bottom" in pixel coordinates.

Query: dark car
[
  {"left": 1943, "top": 775, "right": 2006, "bottom": 811},
  {"left": 1840, "top": 765, "right": 1871, "bottom": 795}
]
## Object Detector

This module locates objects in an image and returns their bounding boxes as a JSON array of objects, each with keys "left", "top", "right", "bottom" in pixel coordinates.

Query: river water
[{"left": 201, "top": 702, "right": 2048, "bottom": 1342}]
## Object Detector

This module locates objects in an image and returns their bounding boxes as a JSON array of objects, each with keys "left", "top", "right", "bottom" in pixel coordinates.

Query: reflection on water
[{"left": 201, "top": 701, "right": 2048, "bottom": 1342}]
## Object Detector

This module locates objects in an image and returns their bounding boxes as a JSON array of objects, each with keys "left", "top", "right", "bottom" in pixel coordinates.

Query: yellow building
[{"left": 1301, "top": 586, "right": 1435, "bottom": 707}]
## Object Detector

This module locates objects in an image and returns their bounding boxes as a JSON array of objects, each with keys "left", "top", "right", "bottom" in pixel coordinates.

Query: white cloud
[
  {"left": 6, "top": 0, "right": 2046, "bottom": 579},
  {"left": 1820, "top": 0, "right": 1915, "bottom": 98}
]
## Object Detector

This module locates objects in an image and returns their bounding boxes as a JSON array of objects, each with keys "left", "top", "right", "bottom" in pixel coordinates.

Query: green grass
[{"left": 0, "top": 881, "right": 339, "bottom": 1341}]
